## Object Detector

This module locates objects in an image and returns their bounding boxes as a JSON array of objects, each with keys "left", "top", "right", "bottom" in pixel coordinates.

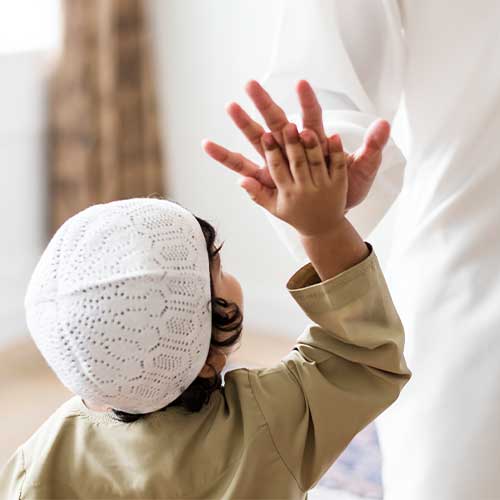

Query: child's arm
[
  {"left": 235, "top": 123, "right": 411, "bottom": 491},
  {"left": 246, "top": 237, "right": 410, "bottom": 491}
]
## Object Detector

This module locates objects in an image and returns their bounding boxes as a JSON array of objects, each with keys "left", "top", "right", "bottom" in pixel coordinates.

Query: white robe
[{"left": 260, "top": 1, "right": 500, "bottom": 499}]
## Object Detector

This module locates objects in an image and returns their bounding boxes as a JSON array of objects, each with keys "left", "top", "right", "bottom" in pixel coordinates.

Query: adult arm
[{"left": 259, "top": 0, "right": 406, "bottom": 261}]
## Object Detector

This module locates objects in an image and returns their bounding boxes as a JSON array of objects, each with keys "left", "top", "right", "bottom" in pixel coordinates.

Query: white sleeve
[{"left": 258, "top": 0, "right": 406, "bottom": 263}]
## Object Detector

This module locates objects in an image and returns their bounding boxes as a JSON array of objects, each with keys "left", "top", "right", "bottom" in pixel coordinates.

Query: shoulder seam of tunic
[{"left": 247, "top": 368, "right": 306, "bottom": 493}]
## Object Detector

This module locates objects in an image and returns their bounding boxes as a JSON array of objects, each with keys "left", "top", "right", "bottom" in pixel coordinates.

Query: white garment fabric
[
  {"left": 24, "top": 198, "right": 212, "bottom": 414},
  {"left": 261, "top": 1, "right": 500, "bottom": 499},
  {"left": 259, "top": 0, "right": 406, "bottom": 256}
]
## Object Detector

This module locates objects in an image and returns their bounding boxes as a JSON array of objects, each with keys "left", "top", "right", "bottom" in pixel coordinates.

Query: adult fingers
[
  {"left": 261, "top": 132, "right": 294, "bottom": 188},
  {"left": 296, "top": 80, "right": 329, "bottom": 157},
  {"left": 202, "top": 139, "right": 261, "bottom": 177},
  {"left": 362, "top": 118, "right": 391, "bottom": 153},
  {"left": 245, "top": 80, "right": 288, "bottom": 148},
  {"left": 350, "top": 119, "right": 390, "bottom": 181},
  {"left": 225, "top": 101, "right": 266, "bottom": 158},
  {"left": 300, "top": 129, "right": 330, "bottom": 187},
  {"left": 283, "top": 123, "right": 314, "bottom": 187},
  {"left": 202, "top": 139, "right": 276, "bottom": 188}
]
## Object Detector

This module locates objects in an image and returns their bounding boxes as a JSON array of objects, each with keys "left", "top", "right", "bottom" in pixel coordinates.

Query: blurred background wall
[
  {"left": 148, "top": 0, "right": 310, "bottom": 345},
  {"left": 0, "top": 4, "right": 407, "bottom": 495},
  {"left": 0, "top": 0, "right": 309, "bottom": 350},
  {"left": 0, "top": 0, "right": 60, "bottom": 346}
]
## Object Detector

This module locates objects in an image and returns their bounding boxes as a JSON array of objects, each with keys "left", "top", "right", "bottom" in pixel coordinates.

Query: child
[{"left": 0, "top": 123, "right": 411, "bottom": 499}]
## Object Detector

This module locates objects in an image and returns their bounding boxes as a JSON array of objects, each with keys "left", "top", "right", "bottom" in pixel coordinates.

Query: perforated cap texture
[{"left": 24, "top": 198, "right": 212, "bottom": 413}]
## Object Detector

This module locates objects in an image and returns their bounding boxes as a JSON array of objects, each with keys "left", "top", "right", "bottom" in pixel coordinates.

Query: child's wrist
[
  {"left": 298, "top": 218, "right": 369, "bottom": 281},
  {"left": 296, "top": 216, "right": 350, "bottom": 241}
]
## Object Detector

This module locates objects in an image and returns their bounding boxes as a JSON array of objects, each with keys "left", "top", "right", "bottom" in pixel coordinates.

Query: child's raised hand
[
  {"left": 239, "top": 123, "right": 347, "bottom": 238},
  {"left": 202, "top": 80, "right": 390, "bottom": 212}
]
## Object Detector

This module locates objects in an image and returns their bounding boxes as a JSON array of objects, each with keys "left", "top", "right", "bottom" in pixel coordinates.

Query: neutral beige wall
[
  {"left": 148, "top": 0, "right": 310, "bottom": 339},
  {"left": 0, "top": 52, "right": 50, "bottom": 347}
]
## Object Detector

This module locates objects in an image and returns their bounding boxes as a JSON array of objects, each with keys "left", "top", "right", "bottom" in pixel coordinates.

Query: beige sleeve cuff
[{"left": 286, "top": 241, "right": 378, "bottom": 311}]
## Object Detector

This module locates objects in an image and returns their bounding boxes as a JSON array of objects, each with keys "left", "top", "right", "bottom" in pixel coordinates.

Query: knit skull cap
[{"left": 24, "top": 198, "right": 212, "bottom": 414}]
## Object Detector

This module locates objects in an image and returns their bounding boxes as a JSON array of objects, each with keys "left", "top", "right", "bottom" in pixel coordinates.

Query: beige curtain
[{"left": 48, "top": 0, "right": 165, "bottom": 235}]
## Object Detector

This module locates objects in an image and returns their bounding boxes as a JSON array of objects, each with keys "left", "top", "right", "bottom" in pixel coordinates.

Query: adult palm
[{"left": 203, "top": 80, "right": 391, "bottom": 210}]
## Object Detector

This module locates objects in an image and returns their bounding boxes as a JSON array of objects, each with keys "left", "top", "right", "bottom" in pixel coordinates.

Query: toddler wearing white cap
[
  {"left": 24, "top": 197, "right": 221, "bottom": 416},
  {"left": 0, "top": 125, "right": 411, "bottom": 499}
]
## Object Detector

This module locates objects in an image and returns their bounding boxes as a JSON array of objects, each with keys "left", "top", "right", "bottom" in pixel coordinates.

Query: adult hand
[{"left": 202, "top": 80, "right": 391, "bottom": 210}]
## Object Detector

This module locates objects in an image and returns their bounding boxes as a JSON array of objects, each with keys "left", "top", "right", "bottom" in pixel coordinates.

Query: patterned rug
[
  {"left": 317, "top": 422, "right": 382, "bottom": 499},
  {"left": 309, "top": 486, "right": 372, "bottom": 500}
]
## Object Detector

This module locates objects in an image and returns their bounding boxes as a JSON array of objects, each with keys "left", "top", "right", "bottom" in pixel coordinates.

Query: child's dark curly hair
[{"left": 112, "top": 214, "right": 243, "bottom": 423}]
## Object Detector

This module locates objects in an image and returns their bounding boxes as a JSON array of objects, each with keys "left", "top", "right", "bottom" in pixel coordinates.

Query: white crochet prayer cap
[{"left": 24, "top": 198, "right": 212, "bottom": 414}]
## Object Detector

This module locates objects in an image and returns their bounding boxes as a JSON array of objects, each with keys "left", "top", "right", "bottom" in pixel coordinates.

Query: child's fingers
[
  {"left": 328, "top": 134, "right": 347, "bottom": 180},
  {"left": 260, "top": 133, "right": 293, "bottom": 188},
  {"left": 238, "top": 176, "right": 276, "bottom": 213},
  {"left": 282, "top": 123, "right": 314, "bottom": 187},
  {"left": 300, "top": 129, "right": 330, "bottom": 187}
]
